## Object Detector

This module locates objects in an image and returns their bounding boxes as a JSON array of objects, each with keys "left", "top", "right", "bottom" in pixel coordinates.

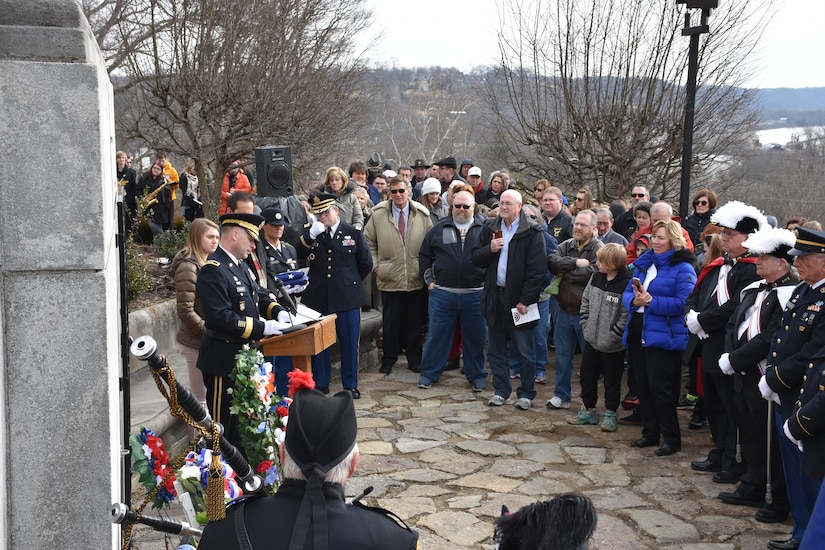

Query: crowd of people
[{"left": 124, "top": 149, "right": 825, "bottom": 550}]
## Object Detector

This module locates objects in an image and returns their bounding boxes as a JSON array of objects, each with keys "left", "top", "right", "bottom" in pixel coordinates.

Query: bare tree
[
  {"left": 113, "top": 0, "right": 374, "bottom": 211},
  {"left": 484, "top": 0, "right": 774, "bottom": 204}
]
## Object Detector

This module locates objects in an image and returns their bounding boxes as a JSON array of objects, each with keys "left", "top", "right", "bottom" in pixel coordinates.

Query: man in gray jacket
[{"left": 547, "top": 210, "right": 603, "bottom": 409}]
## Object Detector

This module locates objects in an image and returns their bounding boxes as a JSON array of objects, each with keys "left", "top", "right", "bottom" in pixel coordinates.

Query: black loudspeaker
[{"left": 255, "top": 145, "right": 293, "bottom": 197}]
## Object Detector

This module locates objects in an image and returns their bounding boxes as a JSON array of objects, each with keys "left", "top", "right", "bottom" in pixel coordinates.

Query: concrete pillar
[{"left": 0, "top": 1, "right": 121, "bottom": 548}]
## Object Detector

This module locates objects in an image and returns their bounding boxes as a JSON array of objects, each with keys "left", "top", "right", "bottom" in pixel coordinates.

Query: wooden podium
[{"left": 259, "top": 314, "right": 338, "bottom": 372}]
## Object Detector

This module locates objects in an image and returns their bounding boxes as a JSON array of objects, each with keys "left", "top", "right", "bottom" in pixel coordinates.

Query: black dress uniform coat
[
  {"left": 297, "top": 222, "right": 373, "bottom": 314},
  {"left": 196, "top": 246, "right": 282, "bottom": 377},
  {"left": 786, "top": 343, "right": 825, "bottom": 479},
  {"left": 262, "top": 238, "right": 299, "bottom": 279},
  {"left": 685, "top": 255, "right": 761, "bottom": 372},
  {"left": 724, "top": 274, "right": 796, "bottom": 494},
  {"left": 197, "top": 480, "right": 418, "bottom": 550},
  {"left": 765, "top": 282, "right": 825, "bottom": 419}
]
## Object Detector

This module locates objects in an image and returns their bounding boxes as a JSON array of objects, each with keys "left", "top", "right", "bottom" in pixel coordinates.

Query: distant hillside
[{"left": 753, "top": 87, "right": 825, "bottom": 128}]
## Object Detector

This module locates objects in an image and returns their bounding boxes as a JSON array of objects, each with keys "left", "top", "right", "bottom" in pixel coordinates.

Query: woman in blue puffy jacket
[{"left": 623, "top": 220, "right": 697, "bottom": 457}]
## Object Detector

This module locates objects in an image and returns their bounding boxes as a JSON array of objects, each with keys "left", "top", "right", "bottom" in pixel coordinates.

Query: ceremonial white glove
[
  {"left": 263, "top": 319, "right": 283, "bottom": 337},
  {"left": 286, "top": 282, "right": 308, "bottom": 295},
  {"left": 309, "top": 221, "right": 325, "bottom": 238},
  {"left": 697, "top": 328, "right": 710, "bottom": 340},
  {"left": 277, "top": 310, "right": 292, "bottom": 324},
  {"left": 685, "top": 309, "right": 703, "bottom": 335},
  {"left": 719, "top": 353, "right": 734, "bottom": 376},
  {"left": 306, "top": 213, "right": 317, "bottom": 224},
  {"left": 758, "top": 375, "right": 781, "bottom": 405},
  {"left": 783, "top": 420, "right": 804, "bottom": 452}
]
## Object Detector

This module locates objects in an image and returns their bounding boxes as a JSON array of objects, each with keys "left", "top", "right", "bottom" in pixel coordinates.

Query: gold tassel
[{"left": 206, "top": 425, "right": 226, "bottom": 521}]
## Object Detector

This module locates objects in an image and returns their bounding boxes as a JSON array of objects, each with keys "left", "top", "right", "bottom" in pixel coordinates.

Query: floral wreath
[{"left": 129, "top": 427, "right": 177, "bottom": 509}]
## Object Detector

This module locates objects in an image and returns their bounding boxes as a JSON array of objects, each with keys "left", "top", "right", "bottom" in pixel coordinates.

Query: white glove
[
  {"left": 277, "top": 310, "right": 292, "bottom": 324},
  {"left": 686, "top": 309, "right": 703, "bottom": 335},
  {"left": 783, "top": 420, "right": 804, "bottom": 452},
  {"left": 309, "top": 221, "right": 325, "bottom": 238},
  {"left": 306, "top": 213, "right": 317, "bottom": 224},
  {"left": 758, "top": 375, "right": 781, "bottom": 405},
  {"left": 263, "top": 319, "right": 283, "bottom": 337},
  {"left": 286, "top": 282, "right": 308, "bottom": 294},
  {"left": 697, "top": 328, "right": 710, "bottom": 340},
  {"left": 719, "top": 353, "right": 734, "bottom": 376}
]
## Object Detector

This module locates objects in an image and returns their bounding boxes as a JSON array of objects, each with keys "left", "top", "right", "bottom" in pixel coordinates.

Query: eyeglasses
[
  {"left": 453, "top": 204, "right": 472, "bottom": 210},
  {"left": 694, "top": 200, "right": 709, "bottom": 206},
  {"left": 389, "top": 188, "right": 406, "bottom": 194},
  {"left": 720, "top": 229, "right": 742, "bottom": 238},
  {"left": 527, "top": 215, "right": 538, "bottom": 220},
  {"left": 575, "top": 197, "right": 585, "bottom": 202},
  {"left": 631, "top": 193, "right": 647, "bottom": 198}
]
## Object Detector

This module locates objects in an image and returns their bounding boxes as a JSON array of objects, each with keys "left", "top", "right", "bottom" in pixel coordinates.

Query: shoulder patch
[{"left": 206, "top": 259, "right": 220, "bottom": 267}]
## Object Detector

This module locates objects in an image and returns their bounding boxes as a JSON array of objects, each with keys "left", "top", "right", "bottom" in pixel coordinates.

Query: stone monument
[{"left": 0, "top": 0, "right": 122, "bottom": 547}]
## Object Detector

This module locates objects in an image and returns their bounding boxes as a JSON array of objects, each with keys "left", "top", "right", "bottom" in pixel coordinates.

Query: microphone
[{"left": 272, "top": 277, "right": 298, "bottom": 316}]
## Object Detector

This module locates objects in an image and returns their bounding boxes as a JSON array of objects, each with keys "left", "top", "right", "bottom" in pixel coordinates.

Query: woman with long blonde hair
[{"left": 172, "top": 218, "right": 220, "bottom": 410}]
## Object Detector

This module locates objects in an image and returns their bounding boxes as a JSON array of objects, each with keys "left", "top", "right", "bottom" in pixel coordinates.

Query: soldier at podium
[
  {"left": 298, "top": 193, "right": 373, "bottom": 397},
  {"left": 197, "top": 213, "right": 291, "bottom": 451}
]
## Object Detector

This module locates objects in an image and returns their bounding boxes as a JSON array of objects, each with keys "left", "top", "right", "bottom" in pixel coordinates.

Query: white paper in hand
[{"left": 511, "top": 303, "right": 540, "bottom": 326}]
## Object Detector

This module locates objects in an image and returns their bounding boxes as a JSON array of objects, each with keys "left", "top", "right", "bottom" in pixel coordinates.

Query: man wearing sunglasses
[
  {"left": 417, "top": 190, "right": 489, "bottom": 392},
  {"left": 614, "top": 185, "right": 650, "bottom": 239},
  {"left": 364, "top": 177, "right": 433, "bottom": 375}
]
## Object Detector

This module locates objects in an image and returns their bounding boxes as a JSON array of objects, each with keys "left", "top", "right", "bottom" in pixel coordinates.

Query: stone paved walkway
[{"left": 129, "top": 355, "right": 794, "bottom": 549}]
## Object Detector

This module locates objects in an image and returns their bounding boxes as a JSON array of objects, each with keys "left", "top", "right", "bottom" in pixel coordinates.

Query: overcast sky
[{"left": 363, "top": 0, "right": 825, "bottom": 89}]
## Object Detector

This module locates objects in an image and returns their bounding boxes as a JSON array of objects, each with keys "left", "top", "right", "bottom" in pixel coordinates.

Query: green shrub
[
  {"left": 126, "top": 236, "right": 151, "bottom": 300},
  {"left": 152, "top": 221, "right": 190, "bottom": 260}
]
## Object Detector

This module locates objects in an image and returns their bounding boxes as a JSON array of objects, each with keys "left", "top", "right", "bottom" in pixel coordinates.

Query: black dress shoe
[
  {"left": 631, "top": 437, "right": 658, "bottom": 448},
  {"left": 378, "top": 365, "right": 392, "bottom": 375},
  {"left": 619, "top": 409, "right": 642, "bottom": 425},
  {"left": 754, "top": 506, "right": 790, "bottom": 523},
  {"left": 655, "top": 443, "right": 680, "bottom": 456},
  {"left": 407, "top": 364, "right": 421, "bottom": 373},
  {"left": 767, "top": 538, "right": 800, "bottom": 550},
  {"left": 690, "top": 459, "right": 722, "bottom": 472},
  {"left": 718, "top": 490, "right": 764, "bottom": 508},
  {"left": 316, "top": 386, "right": 330, "bottom": 395},
  {"left": 346, "top": 387, "right": 361, "bottom": 399},
  {"left": 712, "top": 470, "right": 740, "bottom": 484},
  {"left": 688, "top": 416, "right": 707, "bottom": 430}
]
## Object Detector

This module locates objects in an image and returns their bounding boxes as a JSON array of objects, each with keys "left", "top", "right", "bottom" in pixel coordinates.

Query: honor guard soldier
[
  {"left": 686, "top": 201, "right": 766, "bottom": 482},
  {"left": 196, "top": 213, "right": 291, "bottom": 451},
  {"left": 298, "top": 193, "right": 372, "bottom": 397},
  {"left": 716, "top": 227, "right": 797, "bottom": 524},
  {"left": 198, "top": 388, "right": 419, "bottom": 550},
  {"left": 759, "top": 227, "right": 825, "bottom": 550},
  {"left": 260, "top": 207, "right": 304, "bottom": 397}
]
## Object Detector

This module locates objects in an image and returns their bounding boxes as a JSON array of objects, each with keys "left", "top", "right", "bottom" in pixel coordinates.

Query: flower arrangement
[
  {"left": 177, "top": 449, "right": 243, "bottom": 525},
  {"left": 130, "top": 427, "right": 177, "bottom": 509},
  {"left": 228, "top": 345, "right": 292, "bottom": 494}
]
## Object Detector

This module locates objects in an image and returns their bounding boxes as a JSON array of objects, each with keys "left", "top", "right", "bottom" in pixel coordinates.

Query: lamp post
[{"left": 676, "top": 0, "right": 717, "bottom": 220}]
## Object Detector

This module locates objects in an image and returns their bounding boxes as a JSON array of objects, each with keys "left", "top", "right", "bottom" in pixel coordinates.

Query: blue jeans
[
  {"left": 509, "top": 299, "right": 550, "bottom": 377},
  {"left": 487, "top": 289, "right": 536, "bottom": 400},
  {"left": 420, "top": 288, "right": 487, "bottom": 383},
  {"left": 553, "top": 309, "right": 584, "bottom": 402}
]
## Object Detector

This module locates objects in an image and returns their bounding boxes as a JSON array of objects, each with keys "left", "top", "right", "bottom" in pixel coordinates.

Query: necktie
[{"left": 398, "top": 210, "right": 406, "bottom": 244}]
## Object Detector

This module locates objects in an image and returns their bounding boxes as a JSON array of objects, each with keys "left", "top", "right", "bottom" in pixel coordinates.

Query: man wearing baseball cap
[
  {"left": 467, "top": 166, "right": 484, "bottom": 195},
  {"left": 198, "top": 388, "right": 419, "bottom": 549}
]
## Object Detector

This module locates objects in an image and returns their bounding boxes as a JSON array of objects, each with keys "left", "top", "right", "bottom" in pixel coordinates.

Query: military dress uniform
[
  {"left": 685, "top": 253, "right": 760, "bottom": 476},
  {"left": 297, "top": 219, "right": 372, "bottom": 394},
  {"left": 721, "top": 274, "right": 796, "bottom": 513},
  {"left": 196, "top": 245, "right": 283, "bottom": 450},
  {"left": 763, "top": 280, "right": 825, "bottom": 542}
]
